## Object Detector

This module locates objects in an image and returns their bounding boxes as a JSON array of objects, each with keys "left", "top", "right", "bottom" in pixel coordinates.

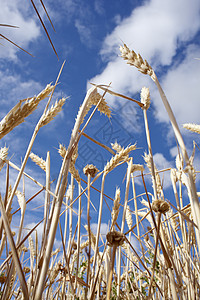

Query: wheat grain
[
  {"left": 40, "top": 98, "right": 66, "bottom": 127},
  {"left": 111, "top": 141, "right": 123, "bottom": 153},
  {"left": 183, "top": 123, "right": 200, "bottom": 134},
  {"left": 28, "top": 235, "right": 36, "bottom": 259},
  {"left": 58, "top": 143, "right": 66, "bottom": 158},
  {"left": 140, "top": 87, "right": 150, "bottom": 110},
  {"left": 125, "top": 205, "right": 133, "bottom": 230},
  {"left": 29, "top": 152, "right": 46, "bottom": 172},
  {"left": 104, "top": 144, "right": 136, "bottom": 174},
  {"left": 144, "top": 152, "right": 162, "bottom": 195},
  {"left": 89, "top": 90, "right": 111, "bottom": 118},
  {"left": 15, "top": 190, "right": 26, "bottom": 214},
  {"left": 119, "top": 43, "right": 156, "bottom": 80},
  {"left": 49, "top": 261, "right": 62, "bottom": 284},
  {"left": 111, "top": 187, "right": 121, "bottom": 226},
  {"left": 0, "top": 83, "right": 54, "bottom": 139},
  {"left": 0, "top": 146, "right": 8, "bottom": 171},
  {"left": 69, "top": 161, "right": 80, "bottom": 183}
]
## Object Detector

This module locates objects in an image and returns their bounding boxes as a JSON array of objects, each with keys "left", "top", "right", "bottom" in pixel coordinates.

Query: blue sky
[{"left": 0, "top": 0, "right": 200, "bottom": 245}]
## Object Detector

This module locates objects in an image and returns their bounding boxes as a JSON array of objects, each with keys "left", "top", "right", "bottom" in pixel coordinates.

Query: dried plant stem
[
  {"left": 117, "top": 158, "right": 133, "bottom": 298},
  {"left": 74, "top": 183, "right": 82, "bottom": 292},
  {"left": 0, "top": 194, "right": 28, "bottom": 299},
  {"left": 143, "top": 108, "right": 158, "bottom": 201},
  {"left": 171, "top": 173, "right": 187, "bottom": 246},
  {"left": 131, "top": 174, "right": 145, "bottom": 261},
  {"left": 40, "top": 152, "right": 51, "bottom": 257},
  {"left": 5, "top": 159, "right": 54, "bottom": 197},
  {"left": 154, "top": 76, "right": 200, "bottom": 249},
  {"left": 147, "top": 211, "right": 161, "bottom": 298},
  {"left": 58, "top": 220, "right": 75, "bottom": 296},
  {"left": 67, "top": 176, "right": 74, "bottom": 255},
  {"left": 79, "top": 130, "right": 115, "bottom": 155},
  {"left": 106, "top": 244, "right": 117, "bottom": 300},
  {"left": 86, "top": 173, "right": 91, "bottom": 288},
  {"left": 34, "top": 87, "right": 98, "bottom": 300},
  {"left": 90, "top": 173, "right": 106, "bottom": 297}
]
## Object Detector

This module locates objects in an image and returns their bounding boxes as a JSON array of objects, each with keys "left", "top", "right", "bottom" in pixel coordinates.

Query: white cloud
[
  {"left": 91, "top": 222, "right": 109, "bottom": 237},
  {"left": 75, "top": 19, "right": 93, "bottom": 48},
  {"left": 89, "top": 0, "right": 200, "bottom": 131},
  {"left": 152, "top": 44, "right": 200, "bottom": 124},
  {"left": 0, "top": 0, "right": 40, "bottom": 60},
  {"left": 100, "top": 0, "right": 200, "bottom": 65}
]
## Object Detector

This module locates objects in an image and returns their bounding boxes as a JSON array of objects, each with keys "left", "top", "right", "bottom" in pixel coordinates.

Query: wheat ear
[
  {"left": 0, "top": 83, "right": 54, "bottom": 140},
  {"left": 183, "top": 123, "right": 200, "bottom": 134}
]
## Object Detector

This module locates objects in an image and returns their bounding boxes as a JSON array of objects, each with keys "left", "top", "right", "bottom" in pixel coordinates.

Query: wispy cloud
[{"left": 0, "top": 0, "right": 40, "bottom": 59}]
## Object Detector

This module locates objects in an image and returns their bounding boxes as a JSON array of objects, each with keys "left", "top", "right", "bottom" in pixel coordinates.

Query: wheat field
[{"left": 0, "top": 44, "right": 199, "bottom": 300}]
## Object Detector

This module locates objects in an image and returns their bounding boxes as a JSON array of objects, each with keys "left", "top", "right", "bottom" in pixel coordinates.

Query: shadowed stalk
[
  {"left": 67, "top": 176, "right": 74, "bottom": 256},
  {"left": 147, "top": 211, "right": 161, "bottom": 298},
  {"left": 106, "top": 244, "right": 117, "bottom": 300},
  {"left": 141, "top": 91, "right": 159, "bottom": 202},
  {"left": 117, "top": 158, "right": 133, "bottom": 298},
  {"left": 90, "top": 172, "right": 106, "bottom": 297},
  {"left": 40, "top": 152, "right": 51, "bottom": 256},
  {"left": 154, "top": 76, "right": 200, "bottom": 250},
  {"left": 0, "top": 194, "right": 28, "bottom": 299},
  {"left": 74, "top": 183, "right": 82, "bottom": 293},
  {"left": 86, "top": 173, "right": 91, "bottom": 288}
]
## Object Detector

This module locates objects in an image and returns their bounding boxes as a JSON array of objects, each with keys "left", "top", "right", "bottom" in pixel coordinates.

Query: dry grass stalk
[
  {"left": 0, "top": 193, "right": 28, "bottom": 299},
  {"left": 117, "top": 158, "right": 133, "bottom": 297},
  {"left": 34, "top": 86, "right": 99, "bottom": 299}
]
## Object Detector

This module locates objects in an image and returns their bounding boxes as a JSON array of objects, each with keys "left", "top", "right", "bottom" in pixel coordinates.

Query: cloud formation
[
  {"left": 90, "top": 0, "right": 200, "bottom": 128},
  {"left": 0, "top": 0, "right": 40, "bottom": 59}
]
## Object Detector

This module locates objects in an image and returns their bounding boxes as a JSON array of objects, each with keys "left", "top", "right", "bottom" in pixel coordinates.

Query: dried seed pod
[
  {"left": 152, "top": 199, "right": 170, "bottom": 214},
  {"left": 106, "top": 231, "right": 125, "bottom": 247},
  {"left": 83, "top": 164, "right": 99, "bottom": 177},
  {"left": 23, "top": 267, "right": 30, "bottom": 274}
]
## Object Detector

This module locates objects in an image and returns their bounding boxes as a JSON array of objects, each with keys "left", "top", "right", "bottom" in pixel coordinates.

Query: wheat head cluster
[{"left": 0, "top": 44, "right": 199, "bottom": 300}]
